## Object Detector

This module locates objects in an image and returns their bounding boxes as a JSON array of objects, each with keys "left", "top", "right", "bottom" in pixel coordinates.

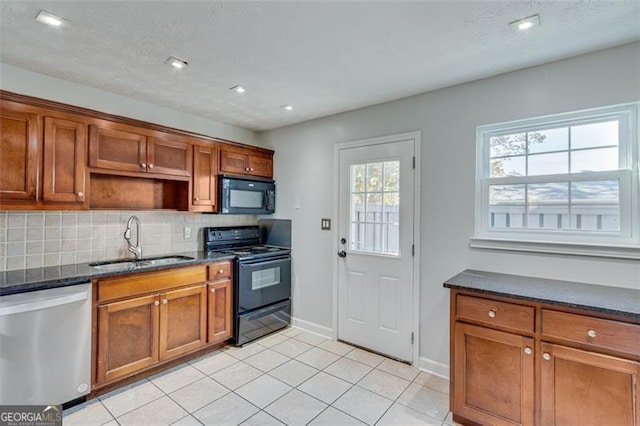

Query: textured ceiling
[{"left": 0, "top": 1, "right": 639, "bottom": 131}]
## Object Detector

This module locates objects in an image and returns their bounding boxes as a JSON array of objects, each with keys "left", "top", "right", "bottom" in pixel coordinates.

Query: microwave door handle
[{"left": 264, "top": 190, "right": 269, "bottom": 210}]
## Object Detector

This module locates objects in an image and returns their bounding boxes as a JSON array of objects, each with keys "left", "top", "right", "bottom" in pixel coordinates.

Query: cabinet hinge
[
  {"left": 412, "top": 156, "right": 416, "bottom": 169},
  {"left": 411, "top": 332, "right": 414, "bottom": 344}
]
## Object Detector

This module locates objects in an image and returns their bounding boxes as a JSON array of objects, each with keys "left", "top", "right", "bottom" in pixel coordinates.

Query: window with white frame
[{"left": 473, "top": 103, "right": 639, "bottom": 256}]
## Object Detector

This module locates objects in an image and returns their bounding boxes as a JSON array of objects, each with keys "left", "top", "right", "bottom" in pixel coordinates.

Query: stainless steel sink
[{"left": 90, "top": 255, "right": 194, "bottom": 271}]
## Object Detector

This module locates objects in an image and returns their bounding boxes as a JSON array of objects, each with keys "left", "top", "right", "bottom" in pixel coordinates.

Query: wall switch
[
  {"left": 321, "top": 218, "right": 331, "bottom": 230},
  {"left": 183, "top": 227, "right": 191, "bottom": 239},
  {"left": 294, "top": 198, "right": 301, "bottom": 209}
]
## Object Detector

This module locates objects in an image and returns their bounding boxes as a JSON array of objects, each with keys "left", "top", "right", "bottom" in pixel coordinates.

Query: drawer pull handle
[
  {"left": 524, "top": 347, "right": 532, "bottom": 355},
  {"left": 154, "top": 301, "right": 160, "bottom": 306},
  {"left": 543, "top": 352, "right": 551, "bottom": 361},
  {"left": 162, "top": 299, "right": 168, "bottom": 304},
  {"left": 218, "top": 269, "right": 224, "bottom": 274},
  {"left": 140, "top": 163, "right": 146, "bottom": 168},
  {"left": 488, "top": 310, "right": 496, "bottom": 318},
  {"left": 148, "top": 163, "right": 154, "bottom": 169},
  {"left": 587, "top": 329, "right": 597, "bottom": 338}
]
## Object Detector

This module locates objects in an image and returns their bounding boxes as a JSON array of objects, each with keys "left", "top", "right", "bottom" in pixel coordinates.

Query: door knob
[
  {"left": 338, "top": 251, "right": 347, "bottom": 258},
  {"left": 340, "top": 238, "right": 347, "bottom": 244}
]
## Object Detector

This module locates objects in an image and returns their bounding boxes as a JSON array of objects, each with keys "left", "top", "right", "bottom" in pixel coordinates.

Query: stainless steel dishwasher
[{"left": 0, "top": 283, "right": 92, "bottom": 405}]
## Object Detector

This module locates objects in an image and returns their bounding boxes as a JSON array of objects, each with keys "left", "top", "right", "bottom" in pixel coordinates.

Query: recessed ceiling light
[
  {"left": 230, "top": 85, "right": 246, "bottom": 93},
  {"left": 509, "top": 14, "right": 540, "bottom": 32},
  {"left": 165, "top": 56, "right": 189, "bottom": 70},
  {"left": 281, "top": 105, "right": 293, "bottom": 111},
  {"left": 35, "top": 10, "right": 65, "bottom": 27}
]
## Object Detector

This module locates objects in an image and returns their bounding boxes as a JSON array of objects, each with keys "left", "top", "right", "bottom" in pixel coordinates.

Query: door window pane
[{"left": 349, "top": 160, "right": 400, "bottom": 255}]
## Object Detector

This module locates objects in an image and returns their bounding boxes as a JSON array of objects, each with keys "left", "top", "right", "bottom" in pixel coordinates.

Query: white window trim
[{"left": 472, "top": 103, "right": 640, "bottom": 259}]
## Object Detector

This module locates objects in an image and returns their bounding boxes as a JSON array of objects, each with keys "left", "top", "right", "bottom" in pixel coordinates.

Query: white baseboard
[
  {"left": 291, "top": 317, "right": 333, "bottom": 339},
  {"left": 418, "top": 356, "right": 450, "bottom": 380}
]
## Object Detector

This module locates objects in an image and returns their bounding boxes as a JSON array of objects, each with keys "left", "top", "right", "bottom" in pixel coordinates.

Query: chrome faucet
[{"left": 124, "top": 215, "right": 142, "bottom": 260}]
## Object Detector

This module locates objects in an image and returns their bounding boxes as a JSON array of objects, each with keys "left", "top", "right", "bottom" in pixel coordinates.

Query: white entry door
[{"left": 337, "top": 136, "right": 415, "bottom": 362}]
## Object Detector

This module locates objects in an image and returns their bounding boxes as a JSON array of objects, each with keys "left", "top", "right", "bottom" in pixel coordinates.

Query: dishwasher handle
[{"left": 0, "top": 290, "right": 89, "bottom": 316}]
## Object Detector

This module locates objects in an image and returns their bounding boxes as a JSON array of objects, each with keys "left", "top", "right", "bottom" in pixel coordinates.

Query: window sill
[{"left": 469, "top": 237, "right": 640, "bottom": 260}]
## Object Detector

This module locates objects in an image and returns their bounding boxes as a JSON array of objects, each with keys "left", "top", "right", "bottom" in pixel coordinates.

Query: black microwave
[{"left": 219, "top": 175, "right": 275, "bottom": 215}]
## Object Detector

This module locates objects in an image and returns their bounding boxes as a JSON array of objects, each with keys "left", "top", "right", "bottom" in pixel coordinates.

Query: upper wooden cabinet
[
  {"left": 220, "top": 146, "right": 273, "bottom": 178},
  {"left": 0, "top": 101, "right": 40, "bottom": 202},
  {"left": 43, "top": 117, "right": 87, "bottom": 205},
  {"left": 191, "top": 143, "right": 218, "bottom": 212},
  {"left": 89, "top": 123, "right": 192, "bottom": 178}
]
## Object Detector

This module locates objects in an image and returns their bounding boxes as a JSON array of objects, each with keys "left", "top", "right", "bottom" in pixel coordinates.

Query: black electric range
[{"left": 204, "top": 226, "right": 291, "bottom": 345}]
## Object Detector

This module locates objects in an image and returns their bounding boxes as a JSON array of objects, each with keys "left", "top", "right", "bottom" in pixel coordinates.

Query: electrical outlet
[
  {"left": 183, "top": 227, "right": 191, "bottom": 239},
  {"left": 321, "top": 218, "right": 331, "bottom": 230}
]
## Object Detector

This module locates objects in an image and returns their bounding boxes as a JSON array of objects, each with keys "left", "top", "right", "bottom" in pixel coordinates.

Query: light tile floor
[{"left": 64, "top": 328, "right": 457, "bottom": 426}]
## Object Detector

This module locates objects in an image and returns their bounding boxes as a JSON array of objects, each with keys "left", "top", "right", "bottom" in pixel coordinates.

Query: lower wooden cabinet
[
  {"left": 540, "top": 343, "right": 640, "bottom": 426},
  {"left": 208, "top": 280, "right": 232, "bottom": 344},
  {"left": 453, "top": 322, "right": 534, "bottom": 426},
  {"left": 449, "top": 290, "right": 640, "bottom": 426},
  {"left": 159, "top": 284, "right": 207, "bottom": 361},
  {"left": 96, "top": 294, "right": 160, "bottom": 384},
  {"left": 94, "top": 264, "right": 233, "bottom": 388}
]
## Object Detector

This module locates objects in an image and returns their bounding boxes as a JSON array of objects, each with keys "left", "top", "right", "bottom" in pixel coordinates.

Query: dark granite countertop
[
  {"left": 0, "top": 251, "right": 236, "bottom": 297},
  {"left": 444, "top": 269, "right": 640, "bottom": 319}
]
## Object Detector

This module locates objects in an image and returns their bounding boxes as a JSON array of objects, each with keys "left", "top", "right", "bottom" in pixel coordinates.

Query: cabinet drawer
[
  {"left": 208, "top": 261, "right": 232, "bottom": 281},
  {"left": 456, "top": 294, "right": 534, "bottom": 334},
  {"left": 542, "top": 310, "right": 640, "bottom": 356},
  {"left": 98, "top": 266, "right": 207, "bottom": 302}
]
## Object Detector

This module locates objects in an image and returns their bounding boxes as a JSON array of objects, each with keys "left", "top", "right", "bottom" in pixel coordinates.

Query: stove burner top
[{"left": 211, "top": 245, "right": 290, "bottom": 259}]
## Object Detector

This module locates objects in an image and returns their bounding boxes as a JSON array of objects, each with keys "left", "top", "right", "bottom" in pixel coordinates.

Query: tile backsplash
[{"left": 0, "top": 211, "right": 256, "bottom": 271}]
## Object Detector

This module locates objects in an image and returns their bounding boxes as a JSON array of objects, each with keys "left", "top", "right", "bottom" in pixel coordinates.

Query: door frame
[{"left": 332, "top": 131, "right": 422, "bottom": 366}]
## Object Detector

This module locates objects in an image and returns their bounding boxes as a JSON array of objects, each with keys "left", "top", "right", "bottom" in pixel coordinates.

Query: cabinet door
[
  {"left": 97, "top": 294, "right": 160, "bottom": 384},
  {"left": 159, "top": 284, "right": 207, "bottom": 361},
  {"left": 148, "top": 137, "right": 192, "bottom": 177},
  {"left": 208, "top": 280, "right": 232, "bottom": 344},
  {"left": 192, "top": 144, "right": 217, "bottom": 211},
  {"left": 540, "top": 343, "right": 639, "bottom": 426},
  {"left": 219, "top": 149, "right": 248, "bottom": 175},
  {"left": 248, "top": 155, "right": 273, "bottom": 178},
  {"left": 42, "top": 117, "right": 87, "bottom": 204},
  {"left": 89, "top": 124, "right": 147, "bottom": 172},
  {"left": 0, "top": 103, "right": 39, "bottom": 201},
  {"left": 453, "top": 322, "right": 534, "bottom": 426}
]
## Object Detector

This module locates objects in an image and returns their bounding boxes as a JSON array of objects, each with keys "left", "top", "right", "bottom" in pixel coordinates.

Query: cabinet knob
[
  {"left": 218, "top": 269, "right": 224, "bottom": 274},
  {"left": 587, "top": 329, "right": 597, "bottom": 338},
  {"left": 210, "top": 288, "right": 216, "bottom": 293},
  {"left": 250, "top": 168, "right": 254, "bottom": 172},
  {"left": 488, "top": 310, "right": 496, "bottom": 318},
  {"left": 543, "top": 352, "right": 551, "bottom": 361},
  {"left": 140, "top": 163, "right": 147, "bottom": 168},
  {"left": 148, "top": 163, "right": 154, "bottom": 169},
  {"left": 162, "top": 299, "right": 168, "bottom": 304},
  {"left": 77, "top": 191, "right": 84, "bottom": 197},
  {"left": 245, "top": 167, "right": 250, "bottom": 171},
  {"left": 194, "top": 197, "right": 199, "bottom": 201},
  {"left": 154, "top": 301, "right": 160, "bottom": 306},
  {"left": 524, "top": 347, "right": 532, "bottom": 355}
]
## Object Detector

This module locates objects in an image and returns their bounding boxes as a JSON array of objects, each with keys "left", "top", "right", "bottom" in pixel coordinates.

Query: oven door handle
[{"left": 239, "top": 255, "right": 291, "bottom": 266}]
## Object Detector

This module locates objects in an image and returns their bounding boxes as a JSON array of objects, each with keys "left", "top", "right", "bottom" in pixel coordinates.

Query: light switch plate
[
  {"left": 183, "top": 227, "right": 191, "bottom": 239},
  {"left": 321, "top": 218, "right": 331, "bottom": 230}
]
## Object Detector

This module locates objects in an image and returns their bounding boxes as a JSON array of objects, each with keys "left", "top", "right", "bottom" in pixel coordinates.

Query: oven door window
[
  {"left": 230, "top": 189, "right": 264, "bottom": 208},
  {"left": 252, "top": 267, "right": 281, "bottom": 290}
]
